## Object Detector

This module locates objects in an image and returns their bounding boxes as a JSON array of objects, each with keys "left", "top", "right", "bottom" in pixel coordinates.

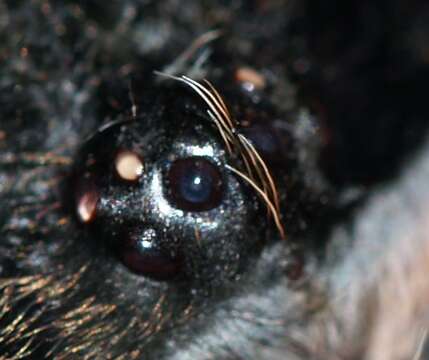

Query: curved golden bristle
[{"left": 154, "top": 71, "right": 285, "bottom": 240}]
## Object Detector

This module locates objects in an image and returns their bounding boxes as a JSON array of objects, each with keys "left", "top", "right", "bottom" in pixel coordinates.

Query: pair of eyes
[
  {"left": 76, "top": 151, "right": 227, "bottom": 280},
  {"left": 115, "top": 151, "right": 224, "bottom": 212}
]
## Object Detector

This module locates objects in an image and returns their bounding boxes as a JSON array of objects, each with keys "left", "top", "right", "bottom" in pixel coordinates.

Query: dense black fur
[{"left": 1, "top": 1, "right": 429, "bottom": 359}]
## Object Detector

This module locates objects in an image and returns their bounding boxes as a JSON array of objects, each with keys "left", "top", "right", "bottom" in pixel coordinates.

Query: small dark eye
[{"left": 168, "top": 157, "right": 224, "bottom": 212}]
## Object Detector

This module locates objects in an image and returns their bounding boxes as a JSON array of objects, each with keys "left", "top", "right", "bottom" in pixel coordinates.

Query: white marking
[
  {"left": 115, "top": 151, "right": 144, "bottom": 181},
  {"left": 77, "top": 191, "right": 98, "bottom": 223}
]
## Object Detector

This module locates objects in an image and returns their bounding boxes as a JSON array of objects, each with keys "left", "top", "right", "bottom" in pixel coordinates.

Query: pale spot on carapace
[
  {"left": 235, "top": 67, "right": 266, "bottom": 91},
  {"left": 77, "top": 189, "right": 99, "bottom": 223},
  {"left": 115, "top": 150, "right": 144, "bottom": 182}
]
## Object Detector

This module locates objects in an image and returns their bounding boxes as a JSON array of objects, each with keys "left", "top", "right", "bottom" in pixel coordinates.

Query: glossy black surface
[
  {"left": 72, "top": 87, "right": 264, "bottom": 283},
  {"left": 118, "top": 226, "right": 183, "bottom": 280}
]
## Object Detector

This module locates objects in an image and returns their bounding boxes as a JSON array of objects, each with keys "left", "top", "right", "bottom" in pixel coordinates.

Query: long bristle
[
  {"left": 182, "top": 76, "right": 233, "bottom": 135},
  {"left": 225, "top": 165, "right": 286, "bottom": 240},
  {"left": 154, "top": 71, "right": 286, "bottom": 239},
  {"left": 208, "top": 111, "right": 233, "bottom": 154},
  {"left": 238, "top": 134, "right": 280, "bottom": 213},
  {"left": 203, "top": 79, "right": 235, "bottom": 129}
]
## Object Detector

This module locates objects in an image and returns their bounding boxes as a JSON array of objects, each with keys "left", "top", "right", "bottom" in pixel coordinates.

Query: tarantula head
[{"left": 71, "top": 83, "right": 271, "bottom": 286}]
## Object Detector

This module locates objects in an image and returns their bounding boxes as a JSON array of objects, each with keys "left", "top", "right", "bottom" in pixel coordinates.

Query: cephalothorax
[{"left": 72, "top": 76, "right": 289, "bottom": 284}]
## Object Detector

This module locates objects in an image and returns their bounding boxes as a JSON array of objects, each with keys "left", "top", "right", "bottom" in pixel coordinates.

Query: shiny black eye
[
  {"left": 167, "top": 157, "right": 224, "bottom": 212},
  {"left": 118, "top": 227, "right": 183, "bottom": 280}
]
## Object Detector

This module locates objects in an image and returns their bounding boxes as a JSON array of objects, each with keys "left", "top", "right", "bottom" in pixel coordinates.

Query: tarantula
[{"left": 1, "top": 1, "right": 429, "bottom": 359}]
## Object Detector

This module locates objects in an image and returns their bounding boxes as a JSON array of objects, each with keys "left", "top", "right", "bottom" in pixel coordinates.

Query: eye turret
[{"left": 71, "top": 112, "right": 262, "bottom": 284}]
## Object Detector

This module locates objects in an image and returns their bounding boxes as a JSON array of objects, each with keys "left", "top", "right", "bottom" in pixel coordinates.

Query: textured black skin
[
  {"left": 1, "top": 1, "right": 429, "bottom": 359},
  {"left": 72, "top": 87, "right": 266, "bottom": 284}
]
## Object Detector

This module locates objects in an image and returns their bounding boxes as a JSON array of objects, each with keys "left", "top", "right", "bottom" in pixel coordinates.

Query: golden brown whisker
[
  {"left": 206, "top": 104, "right": 234, "bottom": 140},
  {"left": 155, "top": 72, "right": 234, "bottom": 138},
  {"left": 239, "top": 142, "right": 273, "bottom": 219},
  {"left": 203, "top": 79, "right": 235, "bottom": 128},
  {"left": 154, "top": 71, "right": 286, "bottom": 239},
  {"left": 225, "top": 164, "right": 285, "bottom": 240},
  {"left": 172, "top": 75, "right": 229, "bottom": 138},
  {"left": 237, "top": 138, "right": 270, "bottom": 206},
  {"left": 208, "top": 111, "right": 233, "bottom": 154},
  {"left": 203, "top": 80, "right": 229, "bottom": 113},
  {"left": 238, "top": 134, "right": 280, "bottom": 213},
  {"left": 182, "top": 76, "right": 233, "bottom": 133},
  {"left": 239, "top": 146, "right": 257, "bottom": 185}
]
